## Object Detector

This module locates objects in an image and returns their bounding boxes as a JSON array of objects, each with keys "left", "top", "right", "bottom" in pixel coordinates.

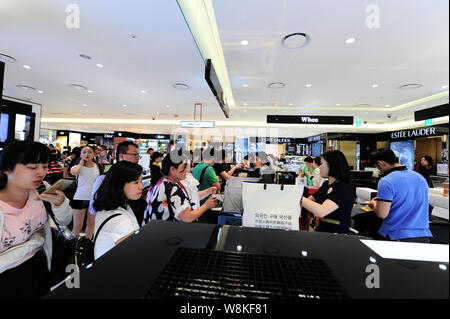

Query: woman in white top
[
  {"left": 70, "top": 145, "right": 103, "bottom": 238},
  {"left": 92, "top": 161, "right": 143, "bottom": 260}
]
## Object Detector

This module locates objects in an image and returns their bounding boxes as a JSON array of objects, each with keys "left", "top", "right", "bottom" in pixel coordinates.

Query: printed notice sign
[{"left": 242, "top": 183, "right": 304, "bottom": 231}]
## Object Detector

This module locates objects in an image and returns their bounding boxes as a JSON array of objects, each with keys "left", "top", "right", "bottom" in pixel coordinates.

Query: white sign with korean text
[{"left": 242, "top": 183, "right": 304, "bottom": 231}]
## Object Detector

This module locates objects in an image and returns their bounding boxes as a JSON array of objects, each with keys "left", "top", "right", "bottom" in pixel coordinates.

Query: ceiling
[{"left": 1, "top": 0, "right": 449, "bottom": 138}]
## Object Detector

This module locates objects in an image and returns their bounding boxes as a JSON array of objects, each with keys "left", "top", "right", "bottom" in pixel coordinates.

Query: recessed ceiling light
[
  {"left": 165, "top": 105, "right": 170, "bottom": 108},
  {"left": 242, "top": 84, "right": 248, "bottom": 87},
  {"left": 0, "top": 53, "right": 17, "bottom": 63},
  {"left": 345, "top": 38, "right": 356, "bottom": 44},
  {"left": 288, "top": 103, "right": 293, "bottom": 106},
  {"left": 336, "top": 103, "right": 341, "bottom": 106},
  {"left": 96, "top": 64, "right": 103, "bottom": 68},
  {"left": 69, "top": 84, "right": 88, "bottom": 91},
  {"left": 83, "top": 104, "right": 88, "bottom": 107},
  {"left": 123, "top": 104, "right": 127, "bottom": 107},
  {"left": 441, "top": 85, "right": 449, "bottom": 89},
  {"left": 372, "top": 84, "right": 379, "bottom": 88},
  {"left": 306, "top": 84, "right": 312, "bottom": 88},
  {"left": 16, "top": 85, "right": 36, "bottom": 91},
  {"left": 37, "top": 90, "right": 44, "bottom": 94},
  {"left": 23, "top": 65, "right": 31, "bottom": 69},
  {"left": 268, "top": 82, "right": 285, "bottom": 89},
  {"left": 87, "top": 90, "right": 93, "bottom": 93},
  {"left": 141, "top": 90, "right": 147, "bottom": 94},
  {"left": 282, "top": 33, "right": 310, "bottom": 49},
  {"left": 173, "top": 83, "right": 189, "bottom": 90},
  {"left": 241, "top": 40, "right": 249, "bottom": 46},
  {"left": 79, "top": 54, "right": 92, "bottom": 60},
  {"left": 384, "top": 104, "right": 390, "bottom": 108}
]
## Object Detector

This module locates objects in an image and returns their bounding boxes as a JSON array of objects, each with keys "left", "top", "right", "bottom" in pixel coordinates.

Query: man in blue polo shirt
[{"left": 368, "top": 149, "right": 432, "bottom": 243}]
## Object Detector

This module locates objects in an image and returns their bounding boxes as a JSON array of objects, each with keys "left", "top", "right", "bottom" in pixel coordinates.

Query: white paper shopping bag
[{"left": 242, "top": 183, "right": 304, "bottom": 231}]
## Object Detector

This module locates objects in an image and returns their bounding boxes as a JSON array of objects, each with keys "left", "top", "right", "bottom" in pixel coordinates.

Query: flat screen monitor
[
  {"left": 0, "top": 113, "right": 9, "bottom": 142},
  {"left": 437, "top": 162, "right": 449, "bottom": 176},
  {"left": 311, "top": 142, "right": 321, "bottom": 157},
  {"left": 205, "top": 59, "right": 229, "bottom": 118},
  {"left": 390, "top": 140, "right": 414, "bottom": 170},
  {"left": 14, "top": 114, "right": 31, "bottom": 141}
]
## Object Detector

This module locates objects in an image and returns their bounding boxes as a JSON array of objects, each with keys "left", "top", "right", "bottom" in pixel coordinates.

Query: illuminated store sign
[{"left": 267, "top": 115, "right": 353, "bottom": 125}]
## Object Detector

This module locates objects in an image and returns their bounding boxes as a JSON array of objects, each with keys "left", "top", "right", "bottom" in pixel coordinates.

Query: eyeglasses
[{"left": 123, "top": 153, "right": 141, "bottom": 158}]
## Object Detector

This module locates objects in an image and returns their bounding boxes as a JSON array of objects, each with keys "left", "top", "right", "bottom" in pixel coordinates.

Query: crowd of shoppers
[{"left": 0, "top": 139, "right": 434, "bottom": 298}]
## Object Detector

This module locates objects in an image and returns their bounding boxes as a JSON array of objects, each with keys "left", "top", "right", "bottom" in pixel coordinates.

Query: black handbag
[{"left": 43, "top": 197, "right": 121, "bottom": 285}]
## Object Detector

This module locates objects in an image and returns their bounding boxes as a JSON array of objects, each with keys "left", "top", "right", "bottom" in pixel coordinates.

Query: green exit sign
[
  {"left": 425, "top": 119, "right": 433, "bottom": 127},
  {"left": 355, "top": 118, "right": 362, "bottom": 127}
]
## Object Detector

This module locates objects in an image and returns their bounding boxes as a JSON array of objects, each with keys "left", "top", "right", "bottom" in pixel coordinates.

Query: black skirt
[{"left": 0, "top": 249, "right": 51, "bottom": 299}]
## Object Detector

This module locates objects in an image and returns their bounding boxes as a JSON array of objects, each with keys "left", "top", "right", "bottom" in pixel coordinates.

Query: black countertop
[{"left": 46, "top": 221, "right": 448, "bottom": 299}]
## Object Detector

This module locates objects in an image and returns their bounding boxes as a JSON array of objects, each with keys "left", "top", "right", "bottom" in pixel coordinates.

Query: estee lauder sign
[{"left": 391, "top": 127, "right": 436, "bottom": 140}]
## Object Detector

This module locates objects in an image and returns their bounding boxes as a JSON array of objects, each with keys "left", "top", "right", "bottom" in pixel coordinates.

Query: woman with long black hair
[
  {"left": 93, "top": 161, "right": 143, "bottom": 259},
  {"left": 0, "top": 140, "right": 72, "bottom": 298}
]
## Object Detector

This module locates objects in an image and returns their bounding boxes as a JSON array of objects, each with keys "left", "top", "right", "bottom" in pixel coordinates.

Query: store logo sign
[
  {"left": 391, "top": 127, "right": 436, "bottom": 139},
  {"left": 300, "top": 116, "right": 319, "bottom": 123}
]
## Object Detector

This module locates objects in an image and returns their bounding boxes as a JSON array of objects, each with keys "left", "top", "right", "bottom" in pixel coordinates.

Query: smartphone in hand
[{"left": 42, "top": 179, "right": 75, "bottom": 195}]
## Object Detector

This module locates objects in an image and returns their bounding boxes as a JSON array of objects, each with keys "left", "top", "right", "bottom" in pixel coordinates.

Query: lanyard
[{"left": 176, "top": 181, "right": 194, "bottom": 208}]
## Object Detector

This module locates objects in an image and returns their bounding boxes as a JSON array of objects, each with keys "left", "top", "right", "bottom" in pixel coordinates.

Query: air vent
[
  {"left": 173, "top": 83, "right": 190, "bottom": 90},
  {"left": 398, "top": 84, "right": 423, "bottom": 90},
  {"left": 268, "top": 82, "right": 286, "bottom": 89},
  {"left": 0, "top": 53, "right": 17, "bottom": 63},
  {"left": 79, "top": 54, "right": 92, "bottom": 60},
  {"left": 69, "top": 84, "right": 88, "bottom": 90},
  {"left": 282, "top": 33, "right": 310, "bottom": 49},
  {"left": 16, "top": 85, "right": 36, "bottom": 91},
  {"left": 147, "top": 247, "right": 347, "bottom": 299}
]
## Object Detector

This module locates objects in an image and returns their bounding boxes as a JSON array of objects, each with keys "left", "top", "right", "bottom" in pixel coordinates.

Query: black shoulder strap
[
  {"left": 199, "top": 165, "right": 209, "bottom": 185},
  {"left": 93, "top": 213, "right": 122, "bottom": 246},
  {"left": 163, "top": 182, "right": 177, "bottom": 221}
]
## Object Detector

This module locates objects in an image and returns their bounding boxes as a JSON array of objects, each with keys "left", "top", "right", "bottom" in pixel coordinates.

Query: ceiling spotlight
[
  {"left": 242, "top": 84, "right": 248, "bottom": 87},
  {"left": 123, "top": 104, "right": 127, "bottom": 107},
  {"left": 241, "top": 40, "right": 249, "bottom": 46},
  {"left": 372, "top": 84, "right": 379, "bottom": 88},
  {"left": 83, "top": 104, "right": 88, "bottom": 107},
  {"left": 165, "top": 105, "right": 170, "bottom": 108},
  {"left": 289, "top": 103, "right": 293, "bottom": 106},
  {"left": 96, "top": 64, "right": 103, "bottom": 68},
  {"left": 37, "top": 90, "right": 44, "bottom": 94},
  {"left": 141, "top": 90, "right": 147, "bottom": 94},
  {"left": 173, "top": 83, "right": 189, "bottom": 90},
  {"left": 384, "top": 104, "right": 390, "bottom": 108},
  {"left": 268, "top": 82, "right": 285, "bottom": 89},
  {"left": 345, "top": 38, "right": 356, "bottom": 44},
  {"left": 282, "top": 33, "right": 310, "bottom": 49},
  {"left": 306, "top": 84, "right": 312, "bottom": 88},
  {"left": 16, "top": 85, "right": 36, "bottom": 91},
  {"left": 23, "top": 65, "right": 31, "bottom": 69},
  {"left": 87, "top": 90, "right": 93, "bottom": 93},
  {"left": 336, "top": 103, "right": 341, "bottom": 106},
  {"left": 441, "top": 85, "right": 449, "bottom": 89},
  {"left": 79, "top": 54, "right": 92, "bottom": 60}
]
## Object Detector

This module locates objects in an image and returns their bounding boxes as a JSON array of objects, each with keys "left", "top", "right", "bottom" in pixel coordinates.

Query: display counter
[{"left": 46, "top": 221, "right": 448, "bottom": 299}]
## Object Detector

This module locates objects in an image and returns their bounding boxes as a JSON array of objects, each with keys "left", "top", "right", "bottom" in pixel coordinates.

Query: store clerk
[{"left": 301, "top": 150, "right": 355, "bottom": 234}]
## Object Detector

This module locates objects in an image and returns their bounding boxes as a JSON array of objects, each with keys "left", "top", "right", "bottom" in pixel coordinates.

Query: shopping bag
[{"left": 242, "top": 183, "right": 304, "bottom": 230}]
